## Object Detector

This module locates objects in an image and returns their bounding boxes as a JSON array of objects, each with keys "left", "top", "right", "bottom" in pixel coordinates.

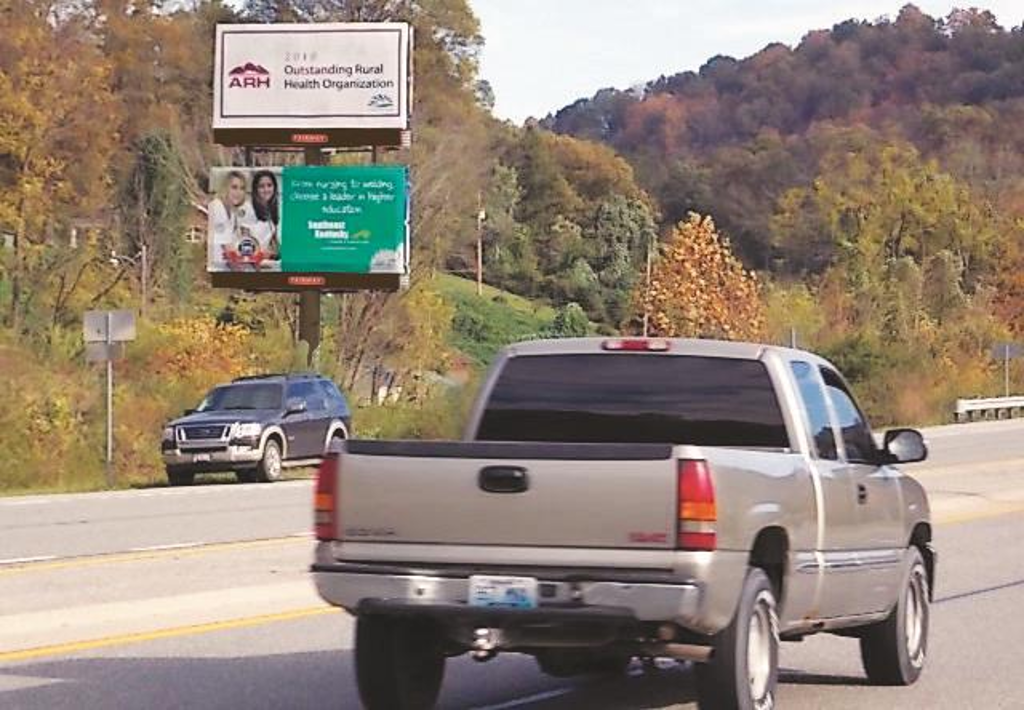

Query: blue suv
[{"left": 161, "top": 373, "right": 352, "bottom": 486}]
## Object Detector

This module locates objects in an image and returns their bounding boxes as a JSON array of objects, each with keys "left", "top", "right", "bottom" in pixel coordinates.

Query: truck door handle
[
  {"left": 479, "top": 466, "right": 529, "bottom": 494},
  {"left": 857, "top": 484, "right": 868, "bottom": 504}
]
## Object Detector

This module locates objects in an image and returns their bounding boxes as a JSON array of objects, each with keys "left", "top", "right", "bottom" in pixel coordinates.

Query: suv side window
[
  {"left": 287, "top": 381, "right": 326, "bottom": 411},
  {"left": 820, "top": 368, "right": 876, "bottom": 463},
  {"left": 790, "top": 361, "right": 838, "bottom": 460},
  {"left": 318, "top": 380, "right": 349, "bottom": 413}
]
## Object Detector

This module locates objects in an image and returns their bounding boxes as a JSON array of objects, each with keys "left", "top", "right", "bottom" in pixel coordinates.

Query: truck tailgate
[{"left": 335, "top": 441, "right": 678, "bottom": 550}]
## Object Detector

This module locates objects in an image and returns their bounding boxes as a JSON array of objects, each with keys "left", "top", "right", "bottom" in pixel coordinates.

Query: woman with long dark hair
[{"left": 251, "top": 170, "right": 280, "bottom": 260}]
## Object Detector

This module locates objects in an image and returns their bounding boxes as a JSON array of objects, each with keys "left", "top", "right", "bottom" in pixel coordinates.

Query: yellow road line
[
  {"left": 0, "top": 606, "right": 341, "bottom": 663},
  {"left": 0, "top": 535, "right": 310, "bottom": 577}
]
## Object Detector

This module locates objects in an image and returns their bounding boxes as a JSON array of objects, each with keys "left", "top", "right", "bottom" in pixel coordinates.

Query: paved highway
[{"left": 2, "top": 420, "right": 1024, "bottom": 709}]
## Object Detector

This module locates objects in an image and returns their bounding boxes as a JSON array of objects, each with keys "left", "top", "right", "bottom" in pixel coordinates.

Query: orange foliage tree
[{"left": 635, "top": 213, "right": 765, "bottom": 340}]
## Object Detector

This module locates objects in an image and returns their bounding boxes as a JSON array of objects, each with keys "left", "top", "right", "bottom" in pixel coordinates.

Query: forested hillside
[{"left": 548, "top": 5, "right": 1024, "bottom": 423}]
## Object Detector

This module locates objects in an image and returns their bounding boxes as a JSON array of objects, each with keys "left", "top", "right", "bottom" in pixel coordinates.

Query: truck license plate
[
  {"left": 193, "top": 454, "right": 211, "bottom": 462},
  {"left": 468, "top": 575, "right": 538, "bottom": 609}
]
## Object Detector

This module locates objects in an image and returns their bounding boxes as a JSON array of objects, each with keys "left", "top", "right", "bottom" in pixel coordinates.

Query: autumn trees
[{"left": 635, "top": 214, "right": 764, "bottom": 340}]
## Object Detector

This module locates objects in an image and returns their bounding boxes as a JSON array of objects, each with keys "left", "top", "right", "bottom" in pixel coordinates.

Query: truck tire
[
  {"left": 166, "top": 467, "right": 195, "bottom": 487},
  {"left": 696, "top": 567, "right": 778, "bottom": 710},
  {"left": 255, "top": 438, "right": 282, "bottom": 483},
  {"left": 355, "top": 615, "right": 445, "bottom": 710},
  {"left": 859, "top": 546, "right": 929, "bottom": 686}
]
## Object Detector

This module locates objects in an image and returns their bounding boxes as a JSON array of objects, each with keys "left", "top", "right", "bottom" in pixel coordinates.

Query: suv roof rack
[{"left": 232, "top": 372, "right": 321, "bottom": 382}]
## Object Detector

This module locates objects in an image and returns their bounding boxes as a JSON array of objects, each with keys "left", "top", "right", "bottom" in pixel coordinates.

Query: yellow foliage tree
[
  {"left": 635, "top": 213, "right": 765, "bottom": 340},
  {"left": 0, "top": 4, "right": 119, "bottom": 329}
]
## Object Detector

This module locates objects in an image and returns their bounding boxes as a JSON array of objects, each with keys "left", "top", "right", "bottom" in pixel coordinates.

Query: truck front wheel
[
  {"left": 859, "top": 546, "right": 929, "bottom": 685},
  {"left": 696, "top": 567, "right": 778, "bottom": 710},
  {"left": 355, "top": 615, "right": 445, "bottom": 710}
]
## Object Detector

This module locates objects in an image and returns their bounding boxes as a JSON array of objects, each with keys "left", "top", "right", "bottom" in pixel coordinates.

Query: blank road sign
[
  {"left": 991, "top": 342, "right": 1024, "bottom": 360},
  {"left": 85, "top": 342, "right": 126, "bottom": 363},
  {"left": 84, "top": 310, "right": 136, "bottom": 343}
]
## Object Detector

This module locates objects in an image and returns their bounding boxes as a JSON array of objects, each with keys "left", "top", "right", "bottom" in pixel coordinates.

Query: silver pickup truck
[{"left": 312, "top": 338, "right": 935, "bottom": 710}]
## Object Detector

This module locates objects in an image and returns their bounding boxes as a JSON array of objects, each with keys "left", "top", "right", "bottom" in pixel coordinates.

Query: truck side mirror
[{"left": 883, "top": 428, "right": 928, "bottom": 464}]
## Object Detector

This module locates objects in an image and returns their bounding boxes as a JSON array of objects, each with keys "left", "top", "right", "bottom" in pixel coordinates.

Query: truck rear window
[{"left": 477, "top": 354, "right": 788, "bottom": 449}]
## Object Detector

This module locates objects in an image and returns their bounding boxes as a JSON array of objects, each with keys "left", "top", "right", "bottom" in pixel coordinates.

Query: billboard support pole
[{"left": 298, "top": 146, "right": 325, "bottom": 367}]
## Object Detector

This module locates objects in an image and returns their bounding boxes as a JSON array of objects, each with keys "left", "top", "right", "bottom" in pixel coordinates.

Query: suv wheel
[
  {"left": 166, "top": 467, "right": 195, "bottom": 487},
  {"left": 255, "top": 439, "right": 283, "bottom": 483}
]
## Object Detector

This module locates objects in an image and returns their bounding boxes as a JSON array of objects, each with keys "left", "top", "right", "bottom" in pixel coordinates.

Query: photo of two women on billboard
[{"left": 207, "top": 168, "right": 281, "bottom": 272}]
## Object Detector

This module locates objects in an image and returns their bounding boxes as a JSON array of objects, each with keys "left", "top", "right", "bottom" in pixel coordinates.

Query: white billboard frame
[{"left": 213, "top": 22, "right": 412, "bottom": 134}]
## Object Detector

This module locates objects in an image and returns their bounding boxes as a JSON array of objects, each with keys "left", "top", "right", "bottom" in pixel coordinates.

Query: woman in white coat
[{"left": 207, "top": 171, "right": 257, "bottom": 271}]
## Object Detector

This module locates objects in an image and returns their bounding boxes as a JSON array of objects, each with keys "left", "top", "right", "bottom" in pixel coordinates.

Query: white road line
[
  {"left": 127, "top": 542, "right": 204, "bottom": 553},
  {"left": 472, "top": 688, "right": 574, "bottom": 710},
  {"left": 0, "top": 556, "right": 57, "bottom": 566}
]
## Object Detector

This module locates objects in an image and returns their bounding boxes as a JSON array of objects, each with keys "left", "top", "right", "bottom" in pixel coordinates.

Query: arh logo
[{"left": 228, "top": 62, "right": 270, "bottom": 89}]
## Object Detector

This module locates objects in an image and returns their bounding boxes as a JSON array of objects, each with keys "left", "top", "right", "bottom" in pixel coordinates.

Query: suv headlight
[
  {"left": 162, "top": 426, "right": 175, "bottom": 442},
  {"left": 233, "top": 422, "right": 263, "bottom": 439}
]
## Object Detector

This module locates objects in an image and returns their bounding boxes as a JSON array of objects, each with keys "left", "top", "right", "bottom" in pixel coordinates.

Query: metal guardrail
[{"left": 955, "top": 396, "right": 1024, "bottom": 422}]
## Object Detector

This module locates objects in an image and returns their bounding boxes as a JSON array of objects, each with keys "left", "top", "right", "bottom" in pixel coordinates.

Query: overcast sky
[{"left": 470, "top": 1, "right": 1024, "bottom": 123}]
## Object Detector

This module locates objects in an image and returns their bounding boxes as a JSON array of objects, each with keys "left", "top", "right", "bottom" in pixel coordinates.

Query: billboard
[
  {"left": 207, "top": 165, "right": 409, "bottom": 288},
  {"left": 213, "top": 22, "right": 411, "bottom": 145},
  {"left": 208, "top": 168, "right": 283, "bottom": 273}
]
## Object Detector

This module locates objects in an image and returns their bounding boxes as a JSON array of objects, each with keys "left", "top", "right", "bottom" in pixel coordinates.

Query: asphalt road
[{"left": 2, "top": 420, "right": 1024, "bottom": 709}]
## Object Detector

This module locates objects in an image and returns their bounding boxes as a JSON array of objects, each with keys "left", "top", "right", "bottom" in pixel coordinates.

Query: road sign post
[
  {"left": 991, "top": 342, "right": 1024, "bottom": 398},
  {"left": 106, "top": 312, "right": 113, "bottom": 486},
  {"left": 84, "top": 310, "right": 136, "bottom": 487}
]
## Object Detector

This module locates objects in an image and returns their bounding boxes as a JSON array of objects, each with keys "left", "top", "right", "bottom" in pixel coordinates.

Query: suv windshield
[
  {"left": 197, "top": 383, "right": 283, "bottom": 412},
  {"left": 477, "top": 354, "right": 788, "bottom": 449}
]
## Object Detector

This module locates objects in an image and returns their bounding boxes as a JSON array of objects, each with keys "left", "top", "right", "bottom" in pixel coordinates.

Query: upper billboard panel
[{"left": 213, "top": 23, "right": 411, "bottom": 132}]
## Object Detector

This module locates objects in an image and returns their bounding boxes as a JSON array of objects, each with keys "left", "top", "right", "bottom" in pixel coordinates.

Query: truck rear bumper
[{"left": 311, "top": 562, "right": 702, "bottom": 626}]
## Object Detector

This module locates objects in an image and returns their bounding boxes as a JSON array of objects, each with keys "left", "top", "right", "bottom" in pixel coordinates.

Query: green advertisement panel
[{"left": 281, "top": 165, "right": 409, "bottom": 274}]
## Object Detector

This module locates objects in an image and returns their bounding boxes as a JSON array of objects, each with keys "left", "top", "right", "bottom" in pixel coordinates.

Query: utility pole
[
  {"left": 642, "top": 237, "right": 653, "bottom": 337},
  {"left": 476, "top": 192, "right": 486, "bottom": 296},
  {"left": 140, "top": 242, "right": 149, "bottom": 319}
]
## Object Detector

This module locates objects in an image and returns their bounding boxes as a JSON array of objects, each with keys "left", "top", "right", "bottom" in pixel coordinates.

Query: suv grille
[{"left": 181, "top": 425, "right": 229, "bottom": 441}]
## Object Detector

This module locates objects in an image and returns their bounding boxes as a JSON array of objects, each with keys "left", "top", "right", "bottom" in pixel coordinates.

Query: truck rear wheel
[
  {"left": 355, "top": 615, "right": 445, "bottom": 710},
  {"left": 859, "top": 546, "right": 929, "bottom": 685},
  {"left": 696, "top": 567, "right": 778, "bottom": 710}
]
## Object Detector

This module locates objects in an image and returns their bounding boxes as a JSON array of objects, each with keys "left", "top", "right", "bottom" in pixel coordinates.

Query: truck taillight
[
  {"left": 677, "top": 459, "right": 717, "bottom": 551},
  {"left": 315, "top": 454, "right": 339, "bottom": 541}
]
